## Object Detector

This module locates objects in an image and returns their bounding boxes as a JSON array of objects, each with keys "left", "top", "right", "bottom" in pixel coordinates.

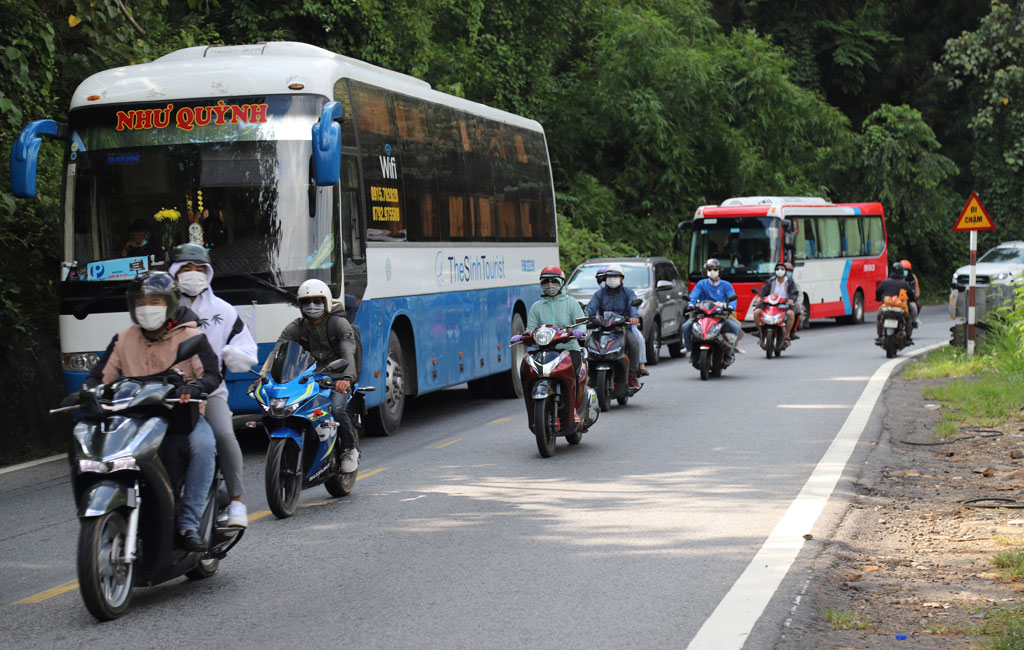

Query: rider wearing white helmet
[{"left": 261, "top": 279, "right": 360, "bottom": 473}]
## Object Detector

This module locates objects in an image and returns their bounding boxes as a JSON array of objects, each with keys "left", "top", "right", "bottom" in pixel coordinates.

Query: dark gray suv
[{"left": 564, "top": 257, "right": 688, "bottom": 364}]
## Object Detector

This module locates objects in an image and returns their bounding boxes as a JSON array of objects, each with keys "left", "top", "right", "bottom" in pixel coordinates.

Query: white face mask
[
  {"left": 707, "top": 270, "right": 719, "bottom": 281},
  {"left": 302, "top": 302, "right": 325, "bottom": 319},
  {"left": 177, "top": 270, "right": 209, "bottom": 297},
  {"left": 135, "top": 305, "right": 168, "bottom": 331},
  {"left": 606, "top": 276, "right": 622, "bottom": 289},
  {"left": 775, "top": 269, "right": 786, "bottom": 278}
]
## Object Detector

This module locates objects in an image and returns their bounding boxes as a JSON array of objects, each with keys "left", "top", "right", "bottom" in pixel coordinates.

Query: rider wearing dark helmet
[
  {"left": 72, "top": 271, "right": 221, "bottom": 551},
  {"left": 875, "top": 262, "right": 917, "bottom": 345}
]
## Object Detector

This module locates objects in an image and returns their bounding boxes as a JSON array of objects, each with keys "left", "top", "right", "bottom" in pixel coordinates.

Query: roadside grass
[
  {"left": 973, "top": 605, "right": 1024, "bottom": 650},
  {"left": 990, "top": 548, "right": 1024, "bottom": 582},
  {"left": 926, "top": 623, "right": 970, "bottom": 636},
  {"left": 993, "top": 536, "right": 1024, "bottom": 547},
  {"left": 904, "top": 345, "right": 991, "bottom": 379},
  {"left": 921, "top": 374, "right": 1024, "bottom": 437},
  {"left": 823, "top": 606, "right": 870, "bottom": 630}
]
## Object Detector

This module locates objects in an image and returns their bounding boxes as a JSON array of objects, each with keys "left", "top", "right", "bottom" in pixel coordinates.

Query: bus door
[{"left": 339, "top": 152, "right": 366, "bottom": 304}]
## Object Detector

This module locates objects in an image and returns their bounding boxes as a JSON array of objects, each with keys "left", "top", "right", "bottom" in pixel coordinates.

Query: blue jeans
[
  {"left": 683, "top": 315, "right": 740, "bottom": 353},
  {"left": 631, "top": 325, "right": 647, "bottom": 365},
  {"left": 180, "top": 416, "right": 216, "bottom": 533}
]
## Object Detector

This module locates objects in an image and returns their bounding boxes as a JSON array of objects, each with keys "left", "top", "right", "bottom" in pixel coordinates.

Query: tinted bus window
[
  {"left": 331, "top": 80, "right": 358, "bottom": 146},
  {"left": 350, "top": 81, "right": 405, "bottom": 242},
  {"left": 466, "top": 114, "right": 496, "bottom": 241},
  {"left": 394, "top": 94, "right": 439, "bottom": 241},
  {"left": 495, "top": 124, "right": 521, "bottom": 241},
  {"left": 429, "top": 104, "right": 470, "bottom": 241}
]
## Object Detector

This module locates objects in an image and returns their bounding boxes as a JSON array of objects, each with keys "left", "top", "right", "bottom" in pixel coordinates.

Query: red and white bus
[{"left": 675, "top": 196, "right": 888, "bottom": 325}]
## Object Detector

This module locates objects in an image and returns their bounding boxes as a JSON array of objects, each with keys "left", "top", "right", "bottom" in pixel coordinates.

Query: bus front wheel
[{"left": 369, "top": 330, "right": 406, "bottom": 436}]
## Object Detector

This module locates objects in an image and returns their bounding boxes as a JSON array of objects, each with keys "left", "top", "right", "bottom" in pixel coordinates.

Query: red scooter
[
  {"left": 513, "top": 320, "right": 599, "bottom": 458},
  {"left": 755, "top": 294, "right": 790, "bottom": 359},
  {"left": 687, "top": 297, "right": 738, "bottom": 380}
]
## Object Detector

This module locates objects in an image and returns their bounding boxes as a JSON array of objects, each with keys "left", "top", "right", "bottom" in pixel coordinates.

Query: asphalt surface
[{"left": 0, "top": 307, "right": 950, "bottom": 649}]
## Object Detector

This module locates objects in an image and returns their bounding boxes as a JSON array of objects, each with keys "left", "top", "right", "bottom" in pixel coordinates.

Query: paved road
[{"left": 0, "top": 307, "right": 949, "bottom": 649}]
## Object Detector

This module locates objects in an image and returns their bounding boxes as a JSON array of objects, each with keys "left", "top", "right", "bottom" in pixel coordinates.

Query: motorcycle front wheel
[
  {"left": 533, "top": 397, "right": 557, "bottom": 458},
  {"left": 699, "top": 349, "right": 711, "bottom": 380},
  {"left": 266, "top": 438, "right": 303, "bottom": 518},
  {"left": 764, "top": 329, "right": 775, "bottom": 359},
  {"left": 595, "top": 369, "right": 610, "bottom": 412},
  {"left": 77, "top": 510, "right": 134, "bottom": 621}
]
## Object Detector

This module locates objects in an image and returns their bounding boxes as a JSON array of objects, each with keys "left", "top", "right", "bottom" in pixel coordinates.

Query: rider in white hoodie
[{"left": 169, "top": 244, "right": 259, "bottom": 528}]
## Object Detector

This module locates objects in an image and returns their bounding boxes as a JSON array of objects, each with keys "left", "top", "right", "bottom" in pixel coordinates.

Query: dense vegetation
[{"left": 0, "top": 0, "right": 1017, "bottom": 459}]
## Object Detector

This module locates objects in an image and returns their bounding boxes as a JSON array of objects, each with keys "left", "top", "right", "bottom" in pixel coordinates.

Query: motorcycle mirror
[
  {"left": 751, "top": 288, "right": 759, "bottom": 294},
  {"left": 174, "top": 335, "right": 205, "bottom": 364},
  {"left": 631, "top": 298, "right": 643, "bottom": 307},
  {"left": 680, "top": 293, "right": 689, "bottom": 302},
  {"left": 574, "top": 316, "right": 589, "bottom": 325},
  {"left": 323, "top": 358, "right": 349, "bottom": 373},
  {"left": 727, "top": 294, "right": 738, "bottom": 302}
]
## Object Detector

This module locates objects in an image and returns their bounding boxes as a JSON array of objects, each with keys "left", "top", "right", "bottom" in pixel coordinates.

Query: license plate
[{"left": 883, "top": 319, "right": 899, "bottom": 328}]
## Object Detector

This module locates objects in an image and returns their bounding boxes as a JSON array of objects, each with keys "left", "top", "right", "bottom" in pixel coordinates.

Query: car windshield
[
  {"left": 979, "top": 247, "right": 1024, "bottom": 264},
  {"left": 565, "top": 264, "right": 650, "bottom": 291},
  {"left": 270, "top": 342, "right": 315, "bottom": 383},
  {"left": 63, "top": 94, "right": 338, "bottom": 287}
]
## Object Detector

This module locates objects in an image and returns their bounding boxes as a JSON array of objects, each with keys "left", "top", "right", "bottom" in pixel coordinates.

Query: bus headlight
[{"left": 63, "top": 352, "right": 100, "bottom": 372}]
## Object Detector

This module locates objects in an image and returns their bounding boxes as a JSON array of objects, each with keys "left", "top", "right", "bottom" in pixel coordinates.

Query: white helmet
[
  {"left": 296, "top": 279, "right": 334, "bottom": 306},
  {"left": 605, "top": 263, "right": 625, "bottom": 278}
]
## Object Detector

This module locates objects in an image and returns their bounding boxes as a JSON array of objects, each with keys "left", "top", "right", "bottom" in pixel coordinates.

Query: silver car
[{"left": 565, "top": 257, "right": 688, "bottom": 364}]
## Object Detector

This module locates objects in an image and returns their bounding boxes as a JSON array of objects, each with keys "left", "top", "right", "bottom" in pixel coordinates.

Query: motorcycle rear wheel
[
  {"left": 77, "top": 510, "right": 134, "bottom": 621},
  {"left": 533, "top": 397, "right": 557, "bottom": 458},
  {"left": 699, "top": 349, "right": 711, "bottom": 380},
  {"left": 266, "top": 438, "right": 303, "bottom": 518},
  {"left": 885, "top": 336, "right": 897, "bottom": 358}
]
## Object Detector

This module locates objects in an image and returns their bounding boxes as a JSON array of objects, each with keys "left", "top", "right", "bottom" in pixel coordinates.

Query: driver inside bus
[{"left": 121, "top": 218, "right": 165, "bottom": 259}]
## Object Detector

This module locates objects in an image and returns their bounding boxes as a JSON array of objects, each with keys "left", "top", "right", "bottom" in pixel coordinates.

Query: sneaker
[
  {"left": 790, "top": 333, "right": 800, "bottom": 340},
  {"left": 227, "top": 501, "right": 248, "bottom": 528},
  {"left": 340, "top": 448, "right": 360, "bottom": 474},
  {"left": 638, "top": 367, "right": 650, "bottom": 377},
  {"left": 178, "top": 529, "right": 206, "bottom": 552},
  {"left": 874, "top": 337, "right": 883, "bottom": 345},
  {"left": 735, "top": 346, "right": 747, "bottom": 354},
  {"left": 628, "top": 376, "right": 640, "bottom": 389}
]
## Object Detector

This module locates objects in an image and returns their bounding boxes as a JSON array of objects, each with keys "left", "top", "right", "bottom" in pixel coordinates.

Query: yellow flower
[
  {"left": 69, "top": 15, "right": 82, "bottom": 27},
  {"left": 153, "top": 207, "right": 181, "bottom": 222}
]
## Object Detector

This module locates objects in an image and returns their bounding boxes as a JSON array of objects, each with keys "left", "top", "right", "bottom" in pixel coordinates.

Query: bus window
[
  {"left": 864, "top": 216, "right": 885, "bottom": 255},
  {"left": 429, "top": 104, "right": 470, "bottom": 241},
  {"left": 331, "top": 80, "right": 357, "bottom": 146},
  {"left": 818, "top": 217, "right": 841, "bottom": 257},
  {"left": 467, "top": 114, "right": 496, "bottom": 241},
  {"left": 524, "top": 131, "right": 556, "bottom": 242},
  {"left": 350, "top": 81, "right": 405, "bottom": 242},
  {"left": 842, "top": 217, "right": 863, "bottom": 256},
  {"left": 394, "top": 94, "right": 439, "bottom": 241},
  {"left": 496, "top": 124, "right": 521, "bottom": 241}
]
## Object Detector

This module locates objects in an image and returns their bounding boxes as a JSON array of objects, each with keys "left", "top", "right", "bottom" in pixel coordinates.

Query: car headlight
[
  {"left": 533, "top": 327, "right": 556, "bottom": 347},
  {"left": 63, "top": 352, "right": 100, "bottom": 373}
]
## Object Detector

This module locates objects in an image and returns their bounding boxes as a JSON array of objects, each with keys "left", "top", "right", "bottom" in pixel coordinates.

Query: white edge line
[
  {"left": 685, "top": 341, "right": 944, "bottom": 650},
  {"left": 0, "top": 453, "right": 67, "bottom": 476}
]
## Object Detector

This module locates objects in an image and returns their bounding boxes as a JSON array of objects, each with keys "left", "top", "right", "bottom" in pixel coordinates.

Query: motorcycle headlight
[
  {"left": 709, "top": 323, "right": 723, "bottom": 337},
  {"left": 108, "top": 455, "right": 138, "bottom": 472},
  {"left": 77, "top": 459, "right": 107, "bottom": 474},
  {"left": 269, "top": 398, "right": 300, "bottom": 417},
  {"left": 533, "top": 327, "right": 556, "bottom": 347}
]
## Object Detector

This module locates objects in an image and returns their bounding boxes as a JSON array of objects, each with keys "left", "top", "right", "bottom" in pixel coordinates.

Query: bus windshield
[
  {"left": 688, "top": 217, "right": 781, "bottom": 280},
  {"left": 64, "top": 94, "right": 337, "bottom": 286}
]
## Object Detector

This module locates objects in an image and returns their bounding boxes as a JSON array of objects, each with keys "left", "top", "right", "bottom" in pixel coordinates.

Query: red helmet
[
  {"left": 900, "top": 259, "right": 911, "bottom": 270},
  {"left": 539, "top": 265, "right": 565, "bottom": 284}
]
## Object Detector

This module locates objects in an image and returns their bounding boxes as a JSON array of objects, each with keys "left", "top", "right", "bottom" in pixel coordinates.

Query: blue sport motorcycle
[{"left": 250, "top": 342, "right": 372, "bottom": 518}]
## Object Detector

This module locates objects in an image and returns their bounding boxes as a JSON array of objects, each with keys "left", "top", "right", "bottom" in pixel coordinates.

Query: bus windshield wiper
[
  {"left": 238, "top": 272, "right": 297, "bottom": 304},
  {"left": 73, "top": 281, "right": 131, "bottom": 320}
]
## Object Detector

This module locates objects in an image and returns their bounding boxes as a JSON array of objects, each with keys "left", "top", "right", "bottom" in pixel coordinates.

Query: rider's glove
[{"left": 174, "top": 382, "right": 203, "bottom": 399}]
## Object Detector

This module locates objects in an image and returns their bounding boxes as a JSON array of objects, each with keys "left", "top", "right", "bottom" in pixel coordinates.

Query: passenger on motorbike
[
  {"left": 684, "top": 259, "right": 741, "bottom": 358},
  {"left": 261, "top": 279, "right": 360, "bottom": 473},
  {"left": 72, "top": 271, "right": 221, "bottom": 551},
  {"left": 784, "top": 262, "right": 802, "bottom": 337},
  {"left": 169, "top": 244, "right": 257, "bottom": 528},
  {"left": 900, "top": 259, "right": 922, "bottom": 328},
  {"left": 753, "top": 262, "right": 799, "bottom": 345},
  {"left": 875, "top": 262, "right": 917, "bottom": 345},
  {"left": 585, "top": 264, "right": 641, "bottom": 388}
]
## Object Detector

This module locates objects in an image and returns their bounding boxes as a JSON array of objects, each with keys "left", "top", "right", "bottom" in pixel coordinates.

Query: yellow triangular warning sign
[{"left": 953, "top": 192, "right": 996, "bottom": 232}]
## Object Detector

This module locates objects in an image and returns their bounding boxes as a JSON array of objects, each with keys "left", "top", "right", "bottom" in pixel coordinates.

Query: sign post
[{"left": 952, "top": 192, "right": 996, "bottom": 356}]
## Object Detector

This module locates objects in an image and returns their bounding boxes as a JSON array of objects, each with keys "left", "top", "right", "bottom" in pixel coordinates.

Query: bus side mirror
[
  {"left": 10, "top": 119, "right": 67, "bottom": 198},
  {"left": 673, "top": 220, "right": 693, "bottom": 252},
  {"left": 311, "top": 101, "right": 344, "bottom": 187}
]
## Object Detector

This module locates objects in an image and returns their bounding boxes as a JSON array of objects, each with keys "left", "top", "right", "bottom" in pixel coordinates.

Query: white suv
[{"left": 948, "top": 241, "right": 1024, "bottom": 319}]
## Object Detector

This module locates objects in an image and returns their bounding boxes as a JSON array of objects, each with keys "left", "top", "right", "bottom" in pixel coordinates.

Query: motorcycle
[
  {"left": 50, "top": 336, "right": 244, "bottom": 621},
  {"left": 585, "top": 310, "right": 642, "bottom": 411},
  {"left": 512, "top": 319, "right": 599, "bottom": 458},
  {"left": 687, "top": 295, "right": 739, "bottom": 380},
  {"left": 250, "top": 341, "right": 373, "bottom": 518},
  {"left": 876, "top": 306, "right": 911, "bottom": 358},
  {"left": 755, "top": 293, "right": 790, "bottom": 359}
]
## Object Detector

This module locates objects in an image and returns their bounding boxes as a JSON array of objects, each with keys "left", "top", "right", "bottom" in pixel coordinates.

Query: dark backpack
[{"left": 298, "top": 314, "right": 362, "bottom": 381}]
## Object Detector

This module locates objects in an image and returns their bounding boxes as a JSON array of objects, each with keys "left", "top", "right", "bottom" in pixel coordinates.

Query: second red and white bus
[{"left": 676, "top": 196, "right": 888, "bottom": 325}]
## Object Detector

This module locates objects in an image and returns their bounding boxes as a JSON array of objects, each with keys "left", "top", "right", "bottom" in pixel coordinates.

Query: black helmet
[
  {"left": 890, "top": 262, "right": 904, "bottom": 278},
  {"left": 126, "top": 271, "right": 181, "bottom": 327},
  {"left": 170, "top": 243, "right": 210, "bottom": 265},
  {"left": 705, "top": 258, "right": 721, "bottom": 272}
]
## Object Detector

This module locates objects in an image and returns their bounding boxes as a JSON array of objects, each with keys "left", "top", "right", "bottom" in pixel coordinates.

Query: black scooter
[
  {"left": 876, "top": 306, "right": 912, "bottom": 357},
  {"left": 585, "top": 299, "right": 643, "bottom": 411},
  {"left": 51, "top": 337, "right": 243, "bottom": 621}
]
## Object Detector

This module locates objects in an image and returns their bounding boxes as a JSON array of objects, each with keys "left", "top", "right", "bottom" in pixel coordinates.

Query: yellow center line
[
  {"left": 248, "top": 509, "right": 273, "bottom": 522},
  {"left": 14, "top": 580, "right": 79, "bottom": 604},
  {"left": 426, "top": 438, "right": 461, "bottom": 450},
  {"left": 356, "top": 467, "right": 387, "bottom": 480},
  {"left": 487, "top": 416, "right": 512, "bottom": 425}
]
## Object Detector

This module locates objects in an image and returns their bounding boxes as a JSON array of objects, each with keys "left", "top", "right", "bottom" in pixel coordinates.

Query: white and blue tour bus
[{"left": 10, "top": 42, "right": 559, "bottom": 434}]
